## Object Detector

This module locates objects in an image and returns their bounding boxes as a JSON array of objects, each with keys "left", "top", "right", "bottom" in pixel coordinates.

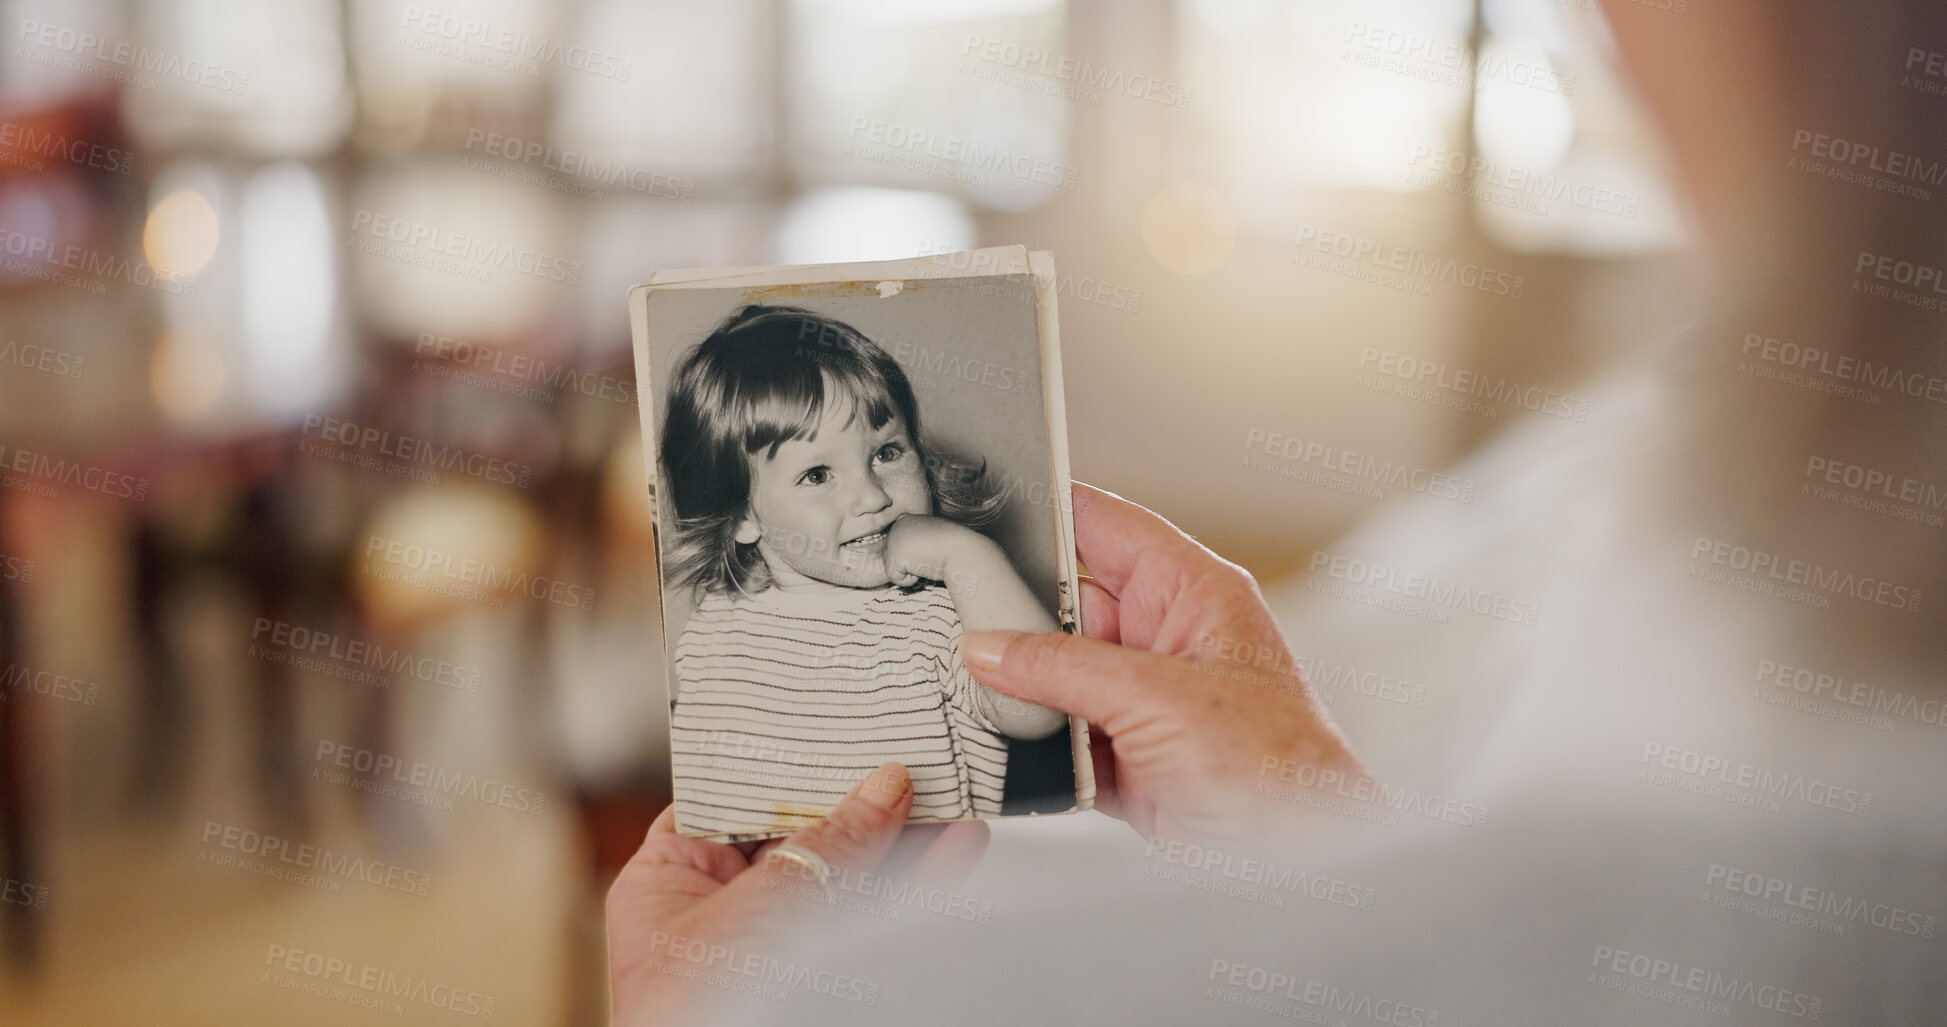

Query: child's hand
[{"left": 883, "top": 514, "right": 983, "bottom": 588}]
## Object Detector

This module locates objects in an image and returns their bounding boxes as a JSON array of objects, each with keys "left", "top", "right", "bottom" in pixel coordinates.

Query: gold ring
[{"left": 765, "top": 843, "right": 837, "bottom": 905}]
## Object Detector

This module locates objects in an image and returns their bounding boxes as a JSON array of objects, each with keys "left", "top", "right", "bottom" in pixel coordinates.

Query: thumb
[
  {"left": 723, "top": 761, "right": 914, "bottom": 915},
  {"left": 780, "top": 760, "right": 914, "bottom": 871},
  {"left": 958, "top": 629, "right": 1180, "bottom": 730}
]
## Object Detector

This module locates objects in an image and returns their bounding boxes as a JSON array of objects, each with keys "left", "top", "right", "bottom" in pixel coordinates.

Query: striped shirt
[{"left": 668, "top": 583, "right": 1008, "bottom": 840}]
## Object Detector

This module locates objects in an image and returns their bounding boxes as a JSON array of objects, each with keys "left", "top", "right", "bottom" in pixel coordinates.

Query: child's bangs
[{"left": 739, "top": 364, "right": 900, "bottom": 457}]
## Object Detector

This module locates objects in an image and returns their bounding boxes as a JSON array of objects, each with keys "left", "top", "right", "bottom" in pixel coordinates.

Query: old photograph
[{"left": 630, "top": 253, "right": 1090, "bottom": 841}]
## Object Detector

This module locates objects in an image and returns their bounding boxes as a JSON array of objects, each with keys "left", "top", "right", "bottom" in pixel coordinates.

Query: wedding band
[{"left": 766, "top": 843, "right": 837, "bottom": 905}]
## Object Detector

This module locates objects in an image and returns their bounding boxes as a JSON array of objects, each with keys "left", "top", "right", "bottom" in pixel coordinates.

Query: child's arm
[{"left": 885, "top": 515, "right": 1069, "bottom": 740}]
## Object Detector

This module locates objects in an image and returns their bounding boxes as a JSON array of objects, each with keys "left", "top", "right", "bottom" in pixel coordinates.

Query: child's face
[{"left": 737, "top": 396, "right": 932, "bottom": 590}]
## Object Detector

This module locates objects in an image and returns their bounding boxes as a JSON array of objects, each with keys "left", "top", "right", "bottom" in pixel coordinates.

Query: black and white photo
[{"left": 630, "top": 251, "right": 1090, "bottom": 842}]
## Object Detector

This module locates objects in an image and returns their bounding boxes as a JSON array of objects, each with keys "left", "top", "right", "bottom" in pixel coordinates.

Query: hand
[
  {"left": 957, "top": 483, "right": 1366, "bottom": 842},
  {"left": 606, "top": 762, "right": 990, "bottom": 1025},
  {"left": 883, "top": 513, "right": 979, "bottom": 589}
]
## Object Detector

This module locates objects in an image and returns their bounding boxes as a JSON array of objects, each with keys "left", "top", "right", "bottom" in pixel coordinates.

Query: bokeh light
[{"left": 142, "top": 188, "right": 221, "bottom": 279}]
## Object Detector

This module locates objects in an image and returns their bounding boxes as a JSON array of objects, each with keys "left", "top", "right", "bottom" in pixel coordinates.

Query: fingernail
[
  {"left": 856, "top": 761, "right": 911, "bottom": 811},
  {"left": 958, "top": 630, "right": 1017, "bottom": 672}
]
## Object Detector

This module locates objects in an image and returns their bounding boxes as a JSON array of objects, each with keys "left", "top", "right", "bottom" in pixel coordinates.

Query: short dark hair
[{"left": 657, "top": 305, "right": 1001, "bottom": 597}]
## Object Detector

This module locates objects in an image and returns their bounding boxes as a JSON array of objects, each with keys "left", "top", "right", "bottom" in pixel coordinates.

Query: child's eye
[
  {"left": 797, "top": 466, "right": 831, "bottom": 486},
  {"left": 873, "top": 442, "right": 906, "bottom": 464}
]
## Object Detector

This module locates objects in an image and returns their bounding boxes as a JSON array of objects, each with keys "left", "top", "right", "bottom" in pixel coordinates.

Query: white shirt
[{"left": 668, "top": 583, "right": 1006, "bottom": 840}]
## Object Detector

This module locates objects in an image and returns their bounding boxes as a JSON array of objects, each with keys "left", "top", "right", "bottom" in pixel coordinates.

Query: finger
[
  {"left": 1069, "top": 485, "right": 1288, "bottom": 659},
  {"left": 1085, "top": 724, "right": 1121, "bottom": 820},
  {"left": 632, "top": 804, "right": 751, "bottom": 885},
  {"left": 1078, "top": 576, "right": 1120, "bottom": 644},
  {"left": 959, "top": 629, "right": 1187, "bottom": 731},
  {"left": 778, "top": 761, "right": 914, "bottom": 871},
  {"left": 1068, "top": 482, "right": 1226, "bottom": 598},
  {"left": 737, "top": 837, "right": 785, "bottom": 863}
]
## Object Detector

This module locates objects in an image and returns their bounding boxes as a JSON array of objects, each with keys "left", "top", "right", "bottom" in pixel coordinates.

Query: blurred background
[{"left": 0, "top": 0, "right": 1704, "bottom": 1022}]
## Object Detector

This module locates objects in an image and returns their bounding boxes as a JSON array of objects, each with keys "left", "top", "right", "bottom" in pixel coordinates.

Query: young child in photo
[{"left": 658, "top": 304, "right": 1068, "bottom": 840}]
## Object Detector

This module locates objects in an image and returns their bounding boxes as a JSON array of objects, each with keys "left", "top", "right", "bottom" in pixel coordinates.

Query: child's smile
[{"left": 839, "top": 528, "right": 889, "bottom": 551}]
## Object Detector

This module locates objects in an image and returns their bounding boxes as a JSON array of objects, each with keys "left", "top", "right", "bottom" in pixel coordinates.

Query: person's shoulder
[
  {"left": 675, "top": 590, "right": 746, "bottom": 647},
  {"left": 682, "top": 589, "right": 744, "bottom": 622}
]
